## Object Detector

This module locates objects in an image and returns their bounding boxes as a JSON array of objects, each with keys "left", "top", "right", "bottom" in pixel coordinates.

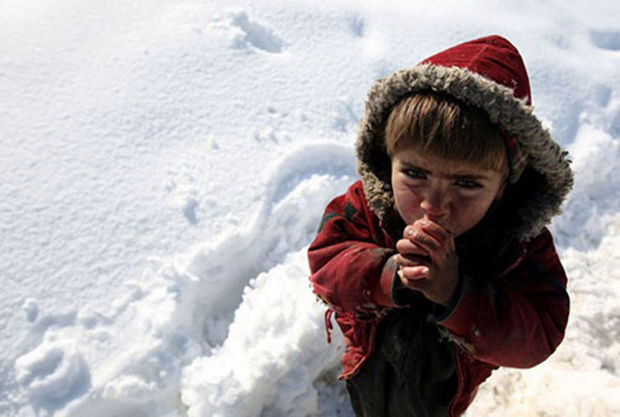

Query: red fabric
[
  {"left": 420, "top": 35, "right": 532, "bottom": 105},
  {"left": 308, "top": 181, "right": 569, "bottom": 416}
]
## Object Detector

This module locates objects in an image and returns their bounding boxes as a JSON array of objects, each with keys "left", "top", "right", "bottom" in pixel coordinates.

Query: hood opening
[{"left": 355, "top": 37, "right": 573, "bottom": 242}]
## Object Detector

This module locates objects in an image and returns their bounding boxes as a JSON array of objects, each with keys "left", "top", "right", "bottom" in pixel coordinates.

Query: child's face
[{"left": 391, "top": 148, "right": 507, "bottom": 236}]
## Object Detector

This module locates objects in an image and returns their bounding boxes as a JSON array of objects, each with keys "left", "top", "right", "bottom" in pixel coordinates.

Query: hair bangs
[{"left": 385, "top": 92, "right": 508, "bottom": 174}]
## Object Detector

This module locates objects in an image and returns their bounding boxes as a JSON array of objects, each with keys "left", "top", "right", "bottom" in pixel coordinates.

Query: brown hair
[{"left": 385, "top": 91, "right": 508, "bottom": 174}]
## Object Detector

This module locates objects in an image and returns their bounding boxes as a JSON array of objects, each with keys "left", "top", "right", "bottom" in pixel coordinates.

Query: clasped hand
[{"left": 395, "top": 218, "right": 459, "bottom": 307}]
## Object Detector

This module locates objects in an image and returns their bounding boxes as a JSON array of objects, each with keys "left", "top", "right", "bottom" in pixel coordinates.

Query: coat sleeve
[
  {"left": 436, "top": 228, "right": 569, "bottom": 368},
  {"left": 308, "top": 181, "right": 400, "bottom": 316}
]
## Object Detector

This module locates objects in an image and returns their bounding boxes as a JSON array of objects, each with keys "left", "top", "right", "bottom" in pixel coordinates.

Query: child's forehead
[{"left": 393, "top": 148, "right": 494, "bottom": 174}]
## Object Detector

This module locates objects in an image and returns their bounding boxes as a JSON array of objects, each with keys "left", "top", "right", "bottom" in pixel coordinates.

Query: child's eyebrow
[
  {"left": 401, "top": 162, "right": 489, "bottom": 181},
  {"left": 446, "top": 172, "right": 489, "bottom": 181}
]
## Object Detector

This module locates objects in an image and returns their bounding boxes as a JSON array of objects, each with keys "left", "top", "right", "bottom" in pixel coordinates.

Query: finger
[
  {"left": 395, "top": 253, "right": 431, "bottom": 267},
  {"left": 401, "top": 265, "right": 430, "bottom": 280},
  {"left": 414, "top": 219, "right": 454, "bottom": 248},
  {"left": 404, "top": 226, "right": 443, "bottom": 254},
  {"left": 398, "top": 269, "right": 424, "bottom": 290},
  {"left": 396, "top": 238, "right": 428, "bottom": 256},
  {"left": 399, "top": 270, "right": 430, "bottom": 292}
]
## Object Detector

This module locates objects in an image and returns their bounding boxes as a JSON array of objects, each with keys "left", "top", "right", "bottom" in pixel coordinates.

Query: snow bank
[
  {"left": 7, "top": 143, "right": 355, "bottom": 416},
  {"left": 180, "top": 249, "right": 339, "bottom": 417}
]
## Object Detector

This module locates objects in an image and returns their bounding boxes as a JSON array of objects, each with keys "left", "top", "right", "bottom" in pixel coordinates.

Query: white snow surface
[{"left": 1, "top": 0, "right": 619, "bottom": 416}]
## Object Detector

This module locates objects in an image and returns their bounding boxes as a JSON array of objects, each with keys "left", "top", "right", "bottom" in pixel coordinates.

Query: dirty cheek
[{"left": 396, "top": 189, "right": 422, "bottom": 223}]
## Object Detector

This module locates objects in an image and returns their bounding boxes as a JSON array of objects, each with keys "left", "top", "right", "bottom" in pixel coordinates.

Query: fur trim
[{"left": 355, "top": 64, "right": 573, "bottom": 242}]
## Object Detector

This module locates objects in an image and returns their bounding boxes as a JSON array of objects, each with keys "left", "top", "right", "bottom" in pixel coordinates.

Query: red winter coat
[{"left": 308, "top": 180, "right": 569, "bottom": 416}]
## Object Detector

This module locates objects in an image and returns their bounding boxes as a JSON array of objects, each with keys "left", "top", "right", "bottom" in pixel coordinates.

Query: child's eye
[
  {"left": 404, "top": 169, "right": 426, "bottom": 179},
  {"left": 455, "top": 179, "right": 483, "bottom": 189}
]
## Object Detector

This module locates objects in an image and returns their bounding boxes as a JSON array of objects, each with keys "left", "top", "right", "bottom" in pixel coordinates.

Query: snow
[{"left": 1, "top": 0, "right": 618, "bottom": 416}]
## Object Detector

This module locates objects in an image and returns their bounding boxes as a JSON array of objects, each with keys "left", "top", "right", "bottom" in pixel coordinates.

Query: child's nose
[{"left": 420, "top": 187, "right": 449, "bottom": 219}]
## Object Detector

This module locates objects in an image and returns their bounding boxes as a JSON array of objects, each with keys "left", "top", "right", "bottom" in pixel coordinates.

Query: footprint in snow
[
  {"left": 590, "top": 29, "right": 620, "bottom": 51},
  {"left": 15, "top": 343, "right": 91, "bottom": 412},
  {"left": 231, "top": 11, "right": 284, "bottom": 53},
  {"left": 349, "top": 15, "right": 365, "bottom": 38}
]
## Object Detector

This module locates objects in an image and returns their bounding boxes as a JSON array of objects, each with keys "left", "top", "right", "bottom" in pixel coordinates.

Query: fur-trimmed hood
[{"left": 355, "top": 35, "right": 573, "bottom": 242}]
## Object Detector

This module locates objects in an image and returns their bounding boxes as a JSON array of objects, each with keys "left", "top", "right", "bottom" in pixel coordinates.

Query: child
[{"left": 308, "top": 35, "right": 573, "bottom": 416}]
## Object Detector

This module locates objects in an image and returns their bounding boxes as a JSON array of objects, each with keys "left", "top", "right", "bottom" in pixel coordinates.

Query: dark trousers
[{"left": 345, "top": 309, "right": 458, "bottom": 417}]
